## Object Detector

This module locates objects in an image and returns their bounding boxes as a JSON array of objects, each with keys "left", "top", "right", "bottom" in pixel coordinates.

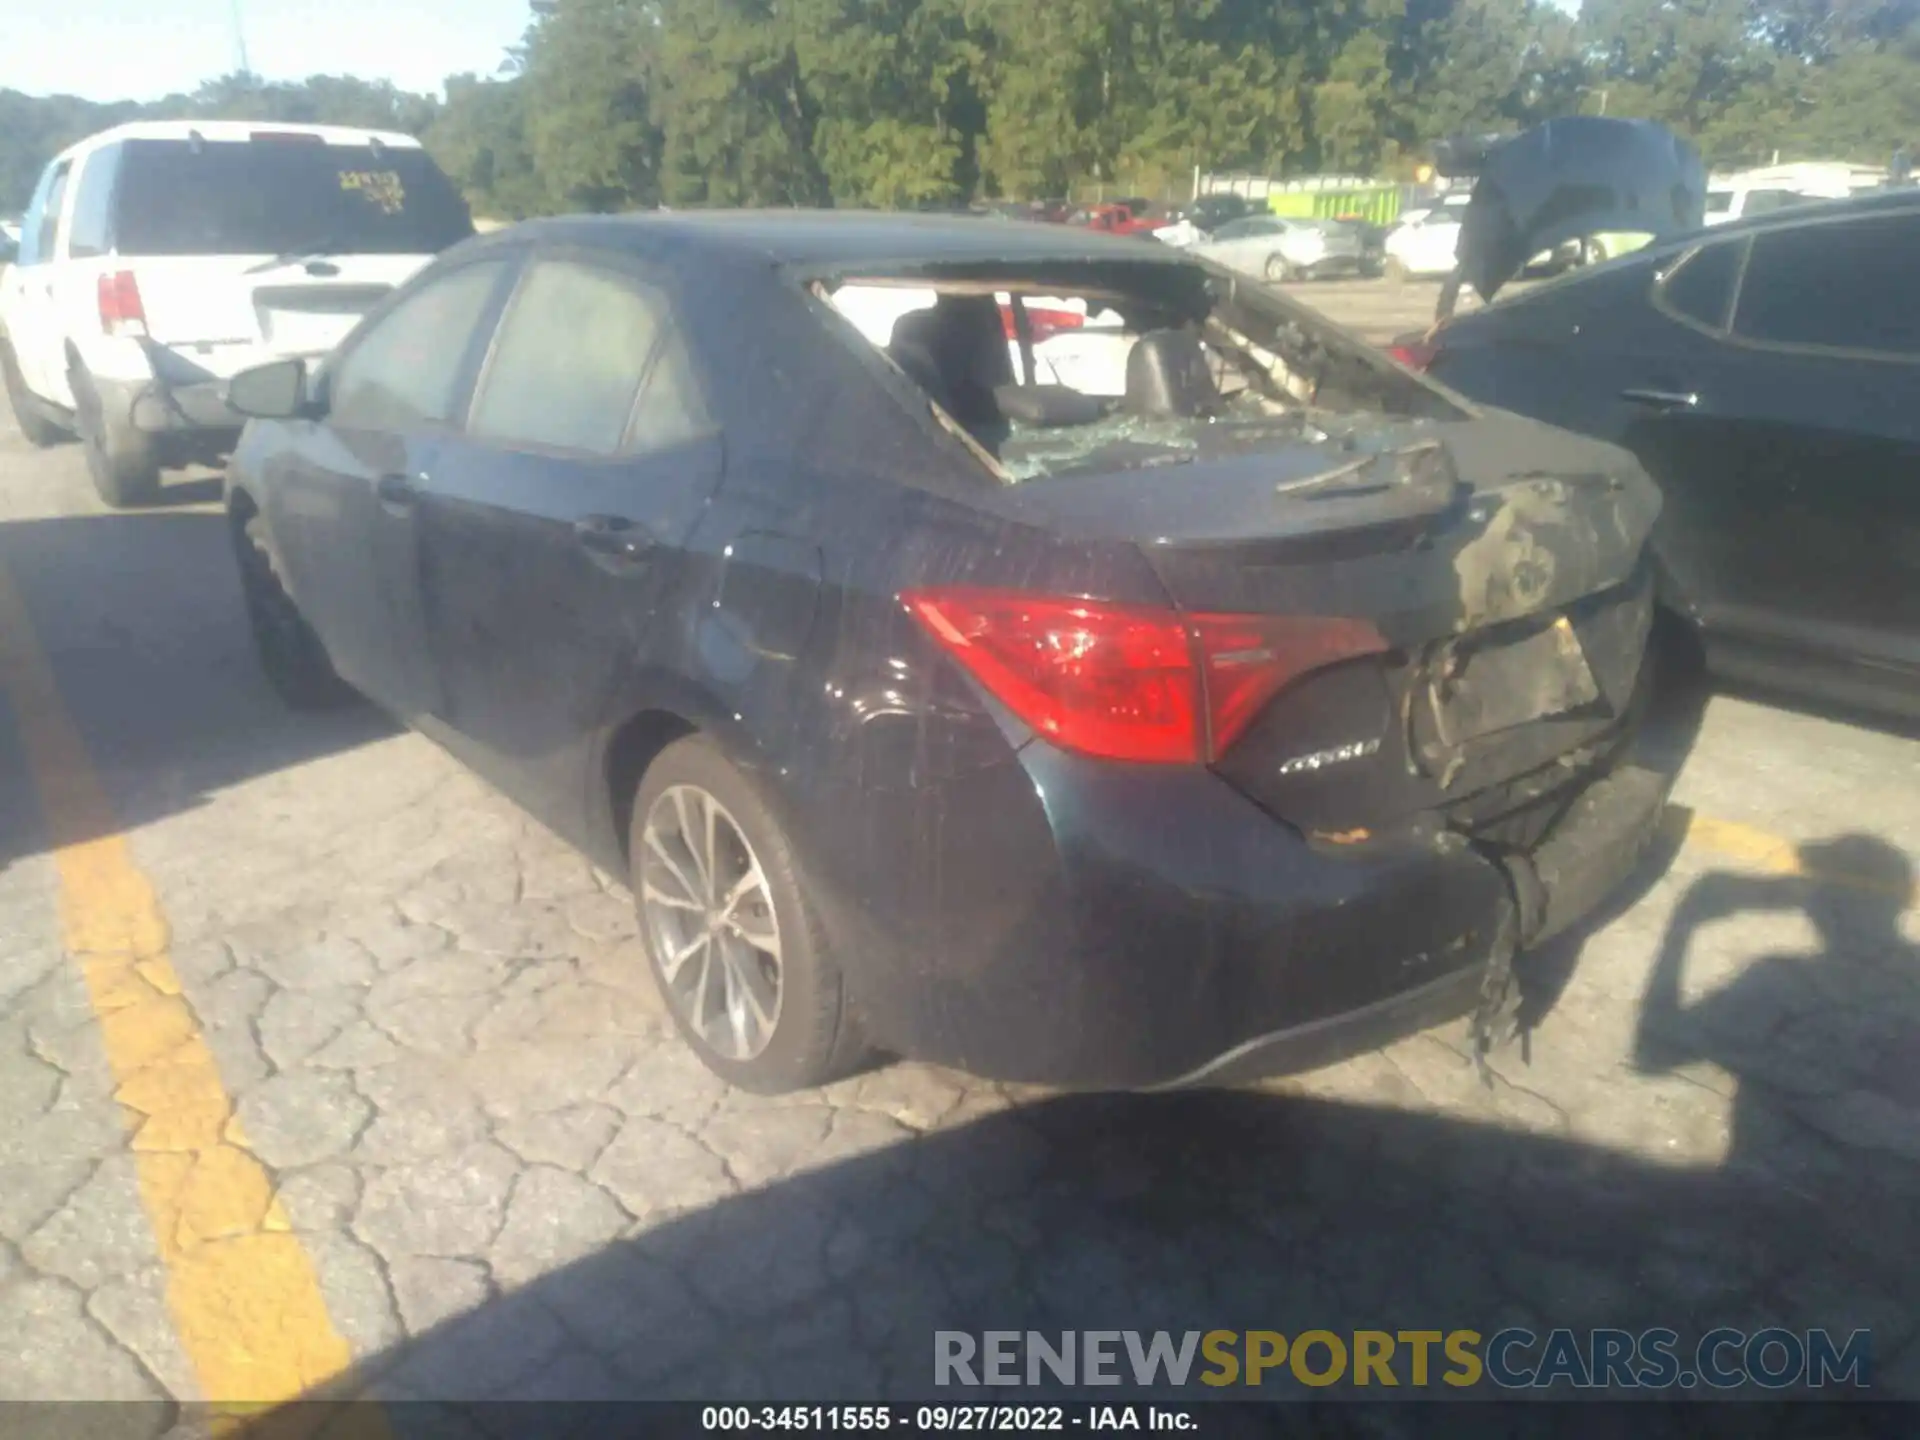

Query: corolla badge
[{"left": 1278, "top": 736, "right": 1383, "bottom": 776}]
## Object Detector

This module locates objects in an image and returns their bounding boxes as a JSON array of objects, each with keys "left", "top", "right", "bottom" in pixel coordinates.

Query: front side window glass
[{"left": 328, "top": 261, "right": 506, "bottom": 431}]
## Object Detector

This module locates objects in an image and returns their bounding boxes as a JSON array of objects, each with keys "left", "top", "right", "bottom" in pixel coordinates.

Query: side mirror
[{"left": 226, "top": 359, "right": 316, "bottom": 421}]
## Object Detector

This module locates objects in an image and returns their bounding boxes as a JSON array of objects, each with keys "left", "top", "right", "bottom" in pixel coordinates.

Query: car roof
[
  {"left": 1474, "top": 184, "right": 1920, "bottom": 315},
  {"left": 1687, "top": 183, "right": 1919, "bottom": 240},
  {"left": 65, "top": 120, "right": 423, "bottom": 157},
  {"left": 484, "top": 209, "right": 1198, "bottom": 271},
  {"left": 1587, "top": 184, "right": 1920, "bottom": 271}
]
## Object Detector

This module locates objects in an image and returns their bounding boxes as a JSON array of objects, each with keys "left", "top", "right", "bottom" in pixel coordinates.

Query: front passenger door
[
  {"left": 268, "top": 256, "right": 515, "bottom": 715},
  {"left": 411, "top": 251, "right": 724, "bottom": 844}
]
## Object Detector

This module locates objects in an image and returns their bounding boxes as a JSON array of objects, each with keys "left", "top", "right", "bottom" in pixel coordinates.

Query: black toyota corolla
[{"left": 221, "top": 211, "right": 1675, "bottom": 1093}]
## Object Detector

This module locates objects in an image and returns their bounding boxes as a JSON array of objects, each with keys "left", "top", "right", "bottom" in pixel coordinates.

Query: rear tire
[
  {"left": 1, "top": 341, "right": 69, "bottom": 448},
  {"left": 1264, "top": 254, "right": 1294, "bottom": 284},
  {"left": 71, "top": 363, "right": 160, "bottom": 508},
  {"left": 237, "top": 512, "right": 359, "bottom": 710},
  {"left": 630, "top": 734, "right": 869, "bottom": 1093}
]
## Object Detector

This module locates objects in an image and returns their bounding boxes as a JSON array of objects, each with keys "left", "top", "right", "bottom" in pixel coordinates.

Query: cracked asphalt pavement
[{"left": 1, "top": 280, "right": 1917, "bottom": 1431}]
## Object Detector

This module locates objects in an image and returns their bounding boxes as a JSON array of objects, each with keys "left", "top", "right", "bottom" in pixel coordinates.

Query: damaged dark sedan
[{"left": 220, "top": 211, "right": 1676, "bottom": 1093}]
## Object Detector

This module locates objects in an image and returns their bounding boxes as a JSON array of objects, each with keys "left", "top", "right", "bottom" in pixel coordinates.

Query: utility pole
[{"left": 229, "top": 0, "right": 253, "bottom": 76}]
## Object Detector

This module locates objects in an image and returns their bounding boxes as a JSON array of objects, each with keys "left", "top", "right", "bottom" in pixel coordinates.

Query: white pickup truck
[{"left": 0, "top": 120, "right": 472, "bottom": 505}]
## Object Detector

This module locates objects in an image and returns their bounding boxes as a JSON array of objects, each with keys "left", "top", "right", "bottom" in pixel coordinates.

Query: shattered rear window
[{"left": 824, "top": 260, "right": 1465, "bottom": 483}]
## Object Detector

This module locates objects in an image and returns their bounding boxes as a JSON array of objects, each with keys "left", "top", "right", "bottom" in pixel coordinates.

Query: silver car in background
[{"left": 1194, "top": 214, "right": 1363, "bottom": 282}]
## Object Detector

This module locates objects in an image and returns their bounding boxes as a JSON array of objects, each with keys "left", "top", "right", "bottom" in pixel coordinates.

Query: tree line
[{"left": 5, "top": 0, "right": 1917, "bottom": 220}]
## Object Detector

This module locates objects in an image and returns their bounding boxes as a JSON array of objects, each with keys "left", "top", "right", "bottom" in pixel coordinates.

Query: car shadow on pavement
[
  {"left": 234, "top": 835, "right": 1918, "bottom": 1438},
  {"left": 145, "top": 475, "right": 227, "bottom": 509},
  {"left": 0, "top": 513, "right": 396, "bottom": 873}
]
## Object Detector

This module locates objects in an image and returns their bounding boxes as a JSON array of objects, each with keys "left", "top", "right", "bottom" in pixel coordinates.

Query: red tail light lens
[
  {"left": 903, "top": 588, "right": 1385, "bottom": 765},
  {"left": 999, "top": 302, "right": 1086, "bottom": 344},
  {"left": 1188, "top": 611, "right": 1390, "bottom": 757},
  {"left": 97, "top": 271, "right": 147, "bottom": 338},
  {"left": 1387, "top": 337, "right": 1437, "bottom": 371}
]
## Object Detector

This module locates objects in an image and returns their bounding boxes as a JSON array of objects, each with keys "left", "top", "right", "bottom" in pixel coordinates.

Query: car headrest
[
  {"left": 1124, "top": 329, "right": 1218, "bottom": 417},
  {"left": 888, "top": 297, "right": 1013, "bottom": 394}
]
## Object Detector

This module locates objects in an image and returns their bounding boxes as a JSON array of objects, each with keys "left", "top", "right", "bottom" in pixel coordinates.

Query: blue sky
[{"left": 3, "top": 0, "right": 533, "bottom": 103}]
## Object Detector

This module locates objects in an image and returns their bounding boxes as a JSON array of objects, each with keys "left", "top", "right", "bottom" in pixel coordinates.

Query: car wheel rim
[{"left": 639, "top": 783, "right": 783, "bottom": 1062}]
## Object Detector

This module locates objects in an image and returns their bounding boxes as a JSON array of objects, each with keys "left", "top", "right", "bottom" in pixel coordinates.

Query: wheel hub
[{"left": 637, "top": 784, "right": 784, "bottom": 1062}]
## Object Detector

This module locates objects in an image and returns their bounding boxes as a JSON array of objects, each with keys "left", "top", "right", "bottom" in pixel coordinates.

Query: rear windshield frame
[
  {"left": 804, "top": 254, "right": 1470, "bottom": 485},
  {"left": 107, "top": 136, "right": 474, "bottom": 259}
]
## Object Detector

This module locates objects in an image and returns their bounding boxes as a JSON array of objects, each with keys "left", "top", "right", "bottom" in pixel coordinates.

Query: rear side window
[
  {"left": 469, "top": 259, "right": 710, "bottom": 456},
  {"left": 110, "top": 137, "right": 473, "bottom": 258},
  {"left": 329, "top": 260, "right": 506, "bottom": 431},
  {"left": 67, "top": 145, "right": 122, "bottom": 259},
  {"left": 1733, "top": 213, "right": 1920, "bottom": 357},
  {"left": 624, "top": 331, "right": 714, "bottom": 454},
  {"left": 1656, "top": 240, "right": 1740, "bottom": 329}
]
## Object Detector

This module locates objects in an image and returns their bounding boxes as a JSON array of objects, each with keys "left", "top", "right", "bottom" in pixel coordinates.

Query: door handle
[
  {"left": 1620, "top": 388, "right": 1699, "bottom": 411},
  {"left": 574, "top": 514, "right": 656, "bottom": 566},
  {"left": 375, "top": 473, "right": 420, "bottom": 511}
]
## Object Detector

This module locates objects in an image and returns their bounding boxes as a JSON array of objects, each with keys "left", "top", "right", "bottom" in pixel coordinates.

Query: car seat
[
  {"left": 1124, "top": 329, "right": 1220, "bottom": 417},
  {"left": 887, "top": 296, "right": 1015, "bottom": 452}
]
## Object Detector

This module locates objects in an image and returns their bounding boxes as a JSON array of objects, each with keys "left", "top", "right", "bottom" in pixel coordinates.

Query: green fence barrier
[{"left": 1265, "top": 187, "right": 1402, "bottom": 224}]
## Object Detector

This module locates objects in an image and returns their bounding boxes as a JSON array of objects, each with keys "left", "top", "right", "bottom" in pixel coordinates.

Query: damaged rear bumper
[
  {"left": 1153, "top": 751, "right": 1673, "bottom": 1090},
  {"left": 809, "top": 708, "right": 1675, "bottom": 1091}
]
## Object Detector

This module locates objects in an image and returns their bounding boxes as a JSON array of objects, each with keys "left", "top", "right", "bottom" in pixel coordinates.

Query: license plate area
[{"left": 1428, "top": 614, "right": 1600, "bottom": 747}]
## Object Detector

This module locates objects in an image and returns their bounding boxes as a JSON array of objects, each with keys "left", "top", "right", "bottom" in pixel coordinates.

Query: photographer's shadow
[{"left": 1633, "top": 835, "right": 1920, "bottom": 1207}]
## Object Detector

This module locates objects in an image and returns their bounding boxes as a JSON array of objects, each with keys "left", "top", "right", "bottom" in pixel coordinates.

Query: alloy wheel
[{"left": 638, "top": 783, "right": 784, "bottom": 1061}]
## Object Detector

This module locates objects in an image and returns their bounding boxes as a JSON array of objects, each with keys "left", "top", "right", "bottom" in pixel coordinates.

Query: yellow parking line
[
  {"left": 0, "top": 565, "right": 363, "bottom": 1430},
  {"left": 1661, "top": 804, "right": 1917, "bottom": 909}
]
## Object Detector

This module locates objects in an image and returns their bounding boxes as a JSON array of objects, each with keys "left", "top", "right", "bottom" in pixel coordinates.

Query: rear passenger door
[
  {"left": 1680, "top": 211, "right": 1919, "bottom": 664},
  {"left": 411, "top": 249, "right": 723, "bottom": 843}
]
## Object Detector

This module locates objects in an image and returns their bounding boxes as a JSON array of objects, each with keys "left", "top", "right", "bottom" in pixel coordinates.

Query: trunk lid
[
  {"left": 1453, "top": 116, "right": 1708, "bottom": 301},
  {"left": 1001, "top": 412, "right": 1660, "bottom": 841}
]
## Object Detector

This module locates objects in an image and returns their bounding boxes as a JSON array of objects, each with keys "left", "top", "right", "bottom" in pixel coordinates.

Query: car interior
[{"left": 825, "top": 263, "right": 1463, "bottom": 480}]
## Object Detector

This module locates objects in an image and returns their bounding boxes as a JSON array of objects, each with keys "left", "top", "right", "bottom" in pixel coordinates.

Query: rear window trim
[{"left": 1649, "top": 236, "right": 1749, "bottom": 336}]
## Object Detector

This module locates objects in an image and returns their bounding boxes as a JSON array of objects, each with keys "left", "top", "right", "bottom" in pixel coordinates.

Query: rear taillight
[
  {"left": 97, "top": 271, "right": 147, "bottom": 338},
  {"left": 1387, "top": 334, "right": 1437, "bottom": 371},
  {"left": 999, "top": 303, "right": 1085, "bottom": 344},
  {"left": 903, "top": 588, "right": 1385, "bottom": 765}
]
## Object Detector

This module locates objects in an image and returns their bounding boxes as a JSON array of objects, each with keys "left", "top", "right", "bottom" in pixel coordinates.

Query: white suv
[{"left": 0, "top": 120, "right": 473, "bottom": 505}]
